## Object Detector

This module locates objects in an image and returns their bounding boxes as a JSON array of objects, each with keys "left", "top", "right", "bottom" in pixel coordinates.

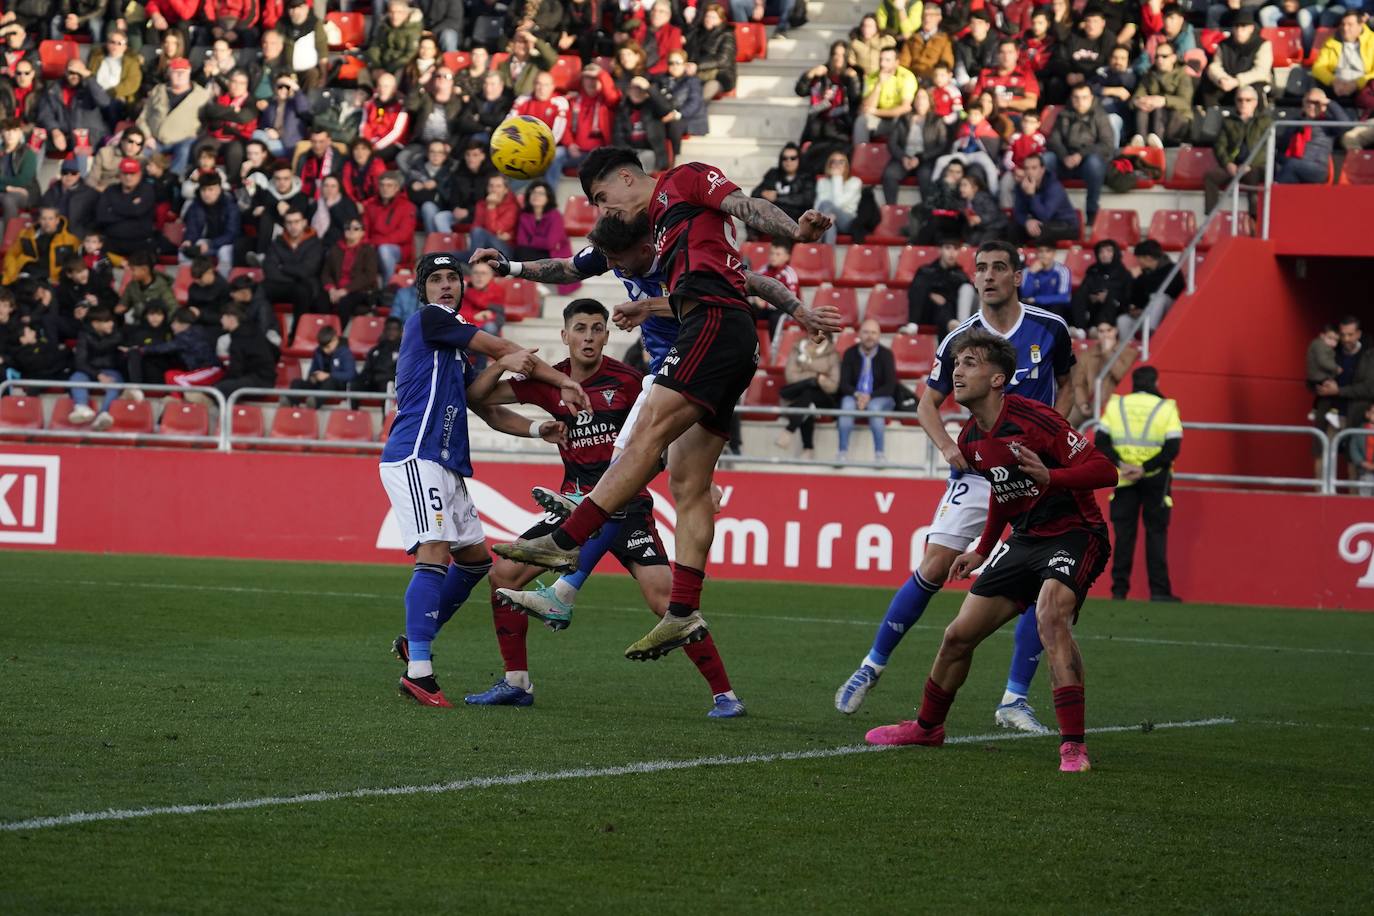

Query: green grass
[{"left": 2, "top": 551, "right": 1373, "bottom": 914}]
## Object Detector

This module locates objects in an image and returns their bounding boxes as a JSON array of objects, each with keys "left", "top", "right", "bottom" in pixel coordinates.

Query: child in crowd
[
  {"left": 1308, "top": 324, "right": 1341, "bottom": 430},
  {"left": 288, "top": 324, "right": 356, "bottom": 405}
]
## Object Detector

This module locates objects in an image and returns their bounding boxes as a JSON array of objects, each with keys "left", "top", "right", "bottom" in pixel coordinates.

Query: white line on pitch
[
  {"left": 7, "top": 577, "right": 1373, "bottom": 658},
  {"left": 0, "top": 717, "right": 1234, "bottom": 834}
]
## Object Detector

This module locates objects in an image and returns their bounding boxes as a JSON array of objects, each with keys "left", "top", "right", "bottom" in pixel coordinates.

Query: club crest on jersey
[
  {"left": 657, "top": 190, "right": 669, "bottom": 207},
  {"left": 601, "top": 389, "right": 616, "bottom": 406},
  {"left": 1030, "top": 344, "right": 1042, "bottom": 364}
]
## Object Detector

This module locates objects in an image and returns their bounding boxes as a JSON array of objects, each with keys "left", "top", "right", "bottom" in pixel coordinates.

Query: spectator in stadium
[
  {"left": 180, "top": 145, "right": 231, "bottom": 205},
  {"left": 287, "top": 325, "right": 356, "bottom": 406},
  {"left": 656, "top": 50, "right": 707, "bottom": 159},
  {"left": 1311, "top": 11, "right": 1374, "bottom": 107},
  {"left": 562, "top": 0, "right": 613, "bottom": 62},
  {"left": 853, "top": 45, "right": 918, "bottom": 144},
  {"left": 1020, "top": 242, "right": 1073, "bottom": 322},
  {"left": 264, "top": 208, "right": 326, "bottom": 338},
  {"left": 92, "top": 157, "right": 156, "bottom": 261},
  {"left": 3, "top": 206, "right": 79, "bottom": 286},
  {"left": 361, "top": 73, "right": 411, "bottom": 162},
  {"left": 1200, "top": 10, "right": 1273, "bottom": 108},
  {"left": 0, "top": 118, "right": 39, "bottom": 228},
  {"left": 638, "top": 1, "right": 686, "bottom": 73},
  {"left": 213, "top": 304, "right": 278, "bottom": 398},
  {"left": 247, "top": 161, "right": 312, "bottom": 262},
  {"left": 67, "top": 306, "right": 124, "bottom": 430},
  {"left": 1143, "top": 4, "right": 1196, "bottom": 72},
  {"left": 954, "top": 11, "right": 997, "bottom": 87},
  {"left": 1012, "top": 153, "right": 1079, "bottom": 244},
  {"left": 548, "top": 64, "right": 617, "bottom": 182},
  {"left": 180, "top": 174, "right": 239, "bottom": 277},
  {"left": 34, "top": 58, "right": 110, "bottom": 163},
  {"left": 881, "top": 88, "right": 946, "bottom": 205},
  {"left": 907, "top": 238, "right": 973, "bottom": 332},
  {"left": 191, "top": 68, "right": 256, "bottom": 180},
  {"left": 118, "top": 250, "right": 177, "bottom": 322},
  {"left": 899, "top": 4, "right": 954, "bottom": 83},
  {"left": 184, "top": 257, "right": 230, "bottom": 325},
  {"left": 512, "top": 71, "right": 571, "bottom": 170},
  {"left": 457, "top": 71, "right": 515, "bottom": 148},
  {"left": 460, "top": 173, "right": 519, "bottom": 260},
  {"left": 1130, "top": 41, "right": 1193, "bottom": 148},
  {"left": 1048, "top": 5, "right": 1114, "bottom": 102},
  {"left": 366, "top": 0, "right": 423, "bottom": 80},
  {"left": 225, "top": 273, "right": 282, "bottom": 350},
  {"left": 310, "top": 174, "right": 359, "bottom": 250},
  {"left": 998, "top": 108, "right": 1046, "bottom": 205},
  {"left": 815, "top": 150, "right": 864, "bottom": 245},
  {"left": 498, "top": 28, "right": 558, "bottom": 98},
  {"left": 363, "top": 171, "right": 417, "bottom": 284},
  {"left": 958, "top": 170, "right": 1007, "bottom": 244},
  {"left": 1348, "top": 403, "right": 1374, "bottom": 492},
  {"left": 837, "top": 318, "right": 898, "bottom": 463},
  {"left": 1072, "top": 319, "right": 1138, "bottom": 426},
  {"left": 1306, "top": 323, "right": 1340, "bottom": 427},
  {"left": 906, "top": 158, "right": 965, "bottom": 243},
  {"left": 254, "top": 73, "right": 311, "bottom": 159},
  {"left": 322, "top": 217, "right": 380, "bottom": 323},
  {"left": 1205, "top": 86, "right": 1271, "bottom": 211},
  {"left": 684, "top": 4, "right": 738, "bottom": 100},
  {"left": 276, "top": 0, "right": 328, "bottom": 90},
  {"left": 3, "top": 56, "right": 40, "bottom": 123},
  {"left": 340, "top": 137, "right": 385, "bottom": 203},
  {"left": 55, "top": 253, "right": 117, "bottom": 338},
  {"left": 1022, "top": 8, "right": 1060, "bottom": 75},
  {"left": 439, "top": 141, "right": 497, "bottom": 232},
  {"left": 1277, "top": 88, "right": 1349, "bottom": 184},
  {"left": 136, "top": 56, "right": 211, "bottom": 176},
  {"left": 751, "top": 240, "right": 801, "bottom": 335},
  {"left": 875, "top": 0, "right": 921, "bottom": 37},
  {"left": 404, "top": 140, "right": 456, "bottom": 234},
  {"left": 40, "top": 159, "right": 99, "bottom": 238},
  {"left": 121, "top": 302, "right": 173, "bottom": 383},
  {"left": 849, "top": 14, "right": 896, "bottom": 75},
  {"left": 353, "top": 315, "right": 404, "bottom": 395},
  {"left": 86, "top": 129, "right": 145, "bottom": 192},
  {"left": 453, "top": 45, "right": 491, "bottom": 101},
  {"left": 752, "top": 143, "right": 817, "bottom": 225},
  {"left": 932, "top": 102, "right": 1001, "bottom": 189},
  {"left": 973, "top": 40, "right": 1041, "bottom": 116},
  {"left": 1073, "top": 238, "right": 1134, "bottom": 329},
  {"left": 296, "top": 129, "right": 343, "bottom": 200},
  {"left": 135, "top": 306, "right": 222, "bottom": 389},
  {"left": 459, "top": 259, "right": 506, "bottom": 349},
  {"left": 614, "top": 76, "right": 673, "bottom": 172},
  {"left": 1045, "top": 82, "right": 1116, "bottom": 227},
  {"left": 796, "top": 43, "right": 862, "bottom": 163},
  {"left": 401, "top": 35, "right": 441, "bottom": 97},
  {"left": 12, "top": 323, "right": 73, "bottom": 389},
  {"left": 612, "top": 40, "right": 650, "bottom": 98},
  {"left": 1129, "top": 238, "right": 1185, "bottom": 319},
  {"left": 398, "top": 70, "right": 464, "bottom": 176},
  {"left": 514, "top": 180, "right": 570, "bottom": 263}
]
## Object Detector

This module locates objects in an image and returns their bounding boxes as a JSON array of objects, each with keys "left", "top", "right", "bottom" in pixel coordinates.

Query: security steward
[{"left": 1094, "top": 365, "right": 1183, "bottom": 602}]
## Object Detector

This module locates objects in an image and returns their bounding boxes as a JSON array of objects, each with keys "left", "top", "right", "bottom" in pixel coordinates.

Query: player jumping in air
[
  {"left": 462, "top": 299, "right": 745, "bottom": 716},
  {"left": 493, "top": 147, "right": 836, "bottom": 661},
  {"left": 469, "top": 211, "right": 840, "bottom": 627},
  {"left": 865, "top": 328, "right": 1116, "bottom": 772},
  {"left": 379, "top": 252, "right": 588, "bottom": 708},
  {"left": 835, "top": 241, "right": 1076, "bottom": 734}
]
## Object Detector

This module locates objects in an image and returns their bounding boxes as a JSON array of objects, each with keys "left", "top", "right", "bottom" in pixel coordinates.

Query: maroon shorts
[
  {"left": 654, "top": 304, "right": 759, "bottom": 439},
  {"left": 971, "top": 527, "right": 1111, "bottom": 614}
]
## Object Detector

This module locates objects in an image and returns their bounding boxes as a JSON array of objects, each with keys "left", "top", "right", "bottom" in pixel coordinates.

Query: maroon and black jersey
[
  {"left": 958, "top": 394, "right": 1117, "bottom": 556},
  {"left": 647, "top": 161, "right": 750, "bottom": 316},
  {"left": 508, "top": 356, "right": 649, "bottom": 499}
]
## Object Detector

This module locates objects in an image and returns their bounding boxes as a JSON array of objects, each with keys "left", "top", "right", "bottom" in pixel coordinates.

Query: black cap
[
  {"left": 60, "top": 158, "right": 80, "bottom": 173},
  {"left": 1230, "top": 8, "right": 1256, "bottom": 25},
  {"left": 229, "top": 274, "right": 256, "bottom": 291},
  {"left": 415, "top": 252, "right": 464, "bottom": 305}
]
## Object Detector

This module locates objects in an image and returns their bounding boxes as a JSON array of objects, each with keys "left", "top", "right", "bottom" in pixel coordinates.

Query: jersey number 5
[{"left": 428, "top": 488, "right": 443, "bottom": 511}]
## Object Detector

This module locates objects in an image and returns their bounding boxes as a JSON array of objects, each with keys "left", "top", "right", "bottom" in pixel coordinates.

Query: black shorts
[
  {"left": 971, "top": 527, "right": 1111, "bottom": 613},
  {"left": 655, "top": 303, "right": 759, "bottom": 439},
  {"left": 520, "top": 503, "right": 668, "bottom": 571}
]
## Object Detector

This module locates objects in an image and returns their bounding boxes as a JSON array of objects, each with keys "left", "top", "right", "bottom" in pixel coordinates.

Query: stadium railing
[
  {"left": 1326, "top": 428, "right": 1374, "bottom": 495},
  {"left": 0, "top": 379, "right": 227, "bottom": 448},
  {"left": 1092, "top": 119, "right": 1365, "bottom": 421},
  {"left": 725, "top": 403, "right": 961, "bottom": 474}
]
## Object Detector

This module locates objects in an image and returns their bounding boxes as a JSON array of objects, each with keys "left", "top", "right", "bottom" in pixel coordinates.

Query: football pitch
[{"left": 2, "top": 552, "right": 1372, "bottom": 914}]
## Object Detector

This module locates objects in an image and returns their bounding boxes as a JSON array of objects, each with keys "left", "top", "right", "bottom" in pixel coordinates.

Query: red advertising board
[{"left": 1, "top": 444, "right": 1370, "bottom": 610}]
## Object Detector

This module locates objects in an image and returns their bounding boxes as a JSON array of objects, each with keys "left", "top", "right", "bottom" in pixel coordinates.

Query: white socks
[
  {"left": 506, "top": 670, "right": 532, "bottom": 691},
  {"left": 1000, "top": 689, "right": 1025, "bottom": 706},
  {"left": 863, "top": 653, "right": 887, "bottom": 674},
  {"left": 552, "top": 579, "right": 579, "bottom": 604},
  {"left": 408, "top": 660, "right": 433, "bottom": 679}
]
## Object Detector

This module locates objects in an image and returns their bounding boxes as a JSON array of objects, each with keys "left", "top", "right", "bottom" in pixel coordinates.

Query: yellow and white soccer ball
[{"left": 490, "top": 115, "right": 556, "bottom": 180}]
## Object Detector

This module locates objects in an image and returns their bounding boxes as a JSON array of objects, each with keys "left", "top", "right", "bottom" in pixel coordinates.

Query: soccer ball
[{"left": 490, "top": 115, "right": 556, "bottom": 180}]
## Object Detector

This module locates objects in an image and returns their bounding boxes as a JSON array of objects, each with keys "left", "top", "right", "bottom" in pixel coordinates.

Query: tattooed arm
[
  {"left": 468, "top": 247, "right": 588, "bottom": 284},
  {"left": 745, "top": 270, "right": 845, "bottom": 336},
  {"left": 718, "top": 190, "right": 832, "bottom": 242}
]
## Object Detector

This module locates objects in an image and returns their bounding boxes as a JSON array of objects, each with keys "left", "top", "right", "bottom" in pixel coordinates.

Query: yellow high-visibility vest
[{"left": 1100, "top": 391, "right": 1183, "bottom": 488}]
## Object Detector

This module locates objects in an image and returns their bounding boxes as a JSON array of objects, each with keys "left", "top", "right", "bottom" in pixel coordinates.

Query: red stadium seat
[
  {"left": 790, "top": 243, "right": 835, "bottom": 285},
  {"left": 171, "top": 263, "right": 194, "bottom": 304},
  {"left": 381, "top": 410, "right": 398, "bottom": 442},
  {"left": 756, "top": 326, "right": 771, "bottom": 363},
  {"left": 323, "top": 409, "right": 375, "bottom": 444},
  {"left": 106, "top": 400, "right": 154, "bottom": 434},
  {"left": 1197, "top": 28, "right": 1226, "bottom": 55},
  {"left": 325, "top": 11, "right": 366, "bottom": 50},
  {"left": 159, "top": 220, "right": 185, "bottom": 263},
  {"left": 1165, "top": 146, "right": 1218, "bottom": 190},
  {"left": 335, "top": 54, "right": 368, "bottom": 84},
  {"left": 834, "top": 327, "right": 859, "bottom": 355},
  {"left": 268, "top": 406, "right": 319, "bottom": 446},
  {"left": 733, "top": 22, "right": 766, "bottom": 62},
  {"left": 1198, "top": 210, "right": 1253, "bottom": 250},
  {"left": 770, "top": 326, "right": 805, "bottom": 368},
  {"left": 230, "top": 266, "right": 263, "bottom": 285},
  {"left": 1038, "top": 104, "right": 1061, "bottom": 136},
  {"left": 1262, "top": 27, "right": 1303, "bottom": 66},
  {"left": 1, "top": 213, "right": 30, "bottom": 253},
  {"left": 811, "top": 285, "right": 861, "bottom": 327},
  {"left": 849, "top": 143, "right": 890, "bottom": 186},
  {"left": 1064, "top": 246, "right": 1096, "bottom": 285},
  {"left": 864, "top": 287, "right": 907, "bottom": 332},
  {"left": 1307, "top": 27, "right": 1336, "bottom": 66},
  {"left": 1340, "top": 150, "right": 1374, "bottom": 185},
  {"left": 1119, "top": 145, "right": 1165, "bottom": 188},
  {"left": 490, "top": 53, "right": 510, "bottom": 70},
  {"left": 0, "top": 395, "right": 44, "bottom": 439},
  {"left": 347, "top": 315, "right": 387, "bottom": 358},
  {"left": 739, "top": 373, "right": 780, "bottom": 419},
  {"left": 836, "top": 244, "right": 890, "bottom": 287},
  {"left": 739, "top": 240, "right": 770, "bottom": 269},
  {"left": 390, "top": 268, "right": 416, "bottom": 290},
  {"left": 46, "top": 396, "right": 85, "bottom": 433},
  {"left": 955, "top": 245, "right": 977, "bottom": 278},
  {"left": 275, "top": 358, "right": 302, "bottom": 389},
  {"left": 564, "top": 195, "right": 598, "bottom": 236},
  {"left": 230, "top": 404, "right": 265, "bottom": 439},
  {"left": 38, "top": 40, "right": 80, "bottom": 79},
  {"left": 892, "top": 245, "right": 939, "bottom": 287},
  {"left": 891, "top": 333, "right": 936, "bottom": 378},
  {"left": 551, "top": 55, "right": 582, "bottom": 92},
  {"left": 1090, "top": 209, "right": 1142, "bottom": 249},
  {"left": 441, "top": 51, "right": 471, "bottom": 72},
  {"left": 1147, "top": 209, "right": 1198, "bottom": 251},
  {"left": 285, "top": 314, "right": 342, "bottom": 358},
  {"left": 501, "top": 278, "right": 542, "bottom": 321},
  {"left": 157, "top": 400, "right": 211, "bottom": 445},
  {"left": 870, "top": 205, "right": 910, "bottom": 245},
  {"left": 423, "top": 231, "right": 466, "bottom": 255}
]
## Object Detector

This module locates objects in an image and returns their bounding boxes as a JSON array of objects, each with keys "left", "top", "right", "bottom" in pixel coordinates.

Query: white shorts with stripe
[
  {"left": 613, "top": 373, "right": 656, "bottom": 451},
  {"left": 925, "top": 472, "right": 992, "bottom": 551},
  {"left": 378, "top": 458, "right": 485, "bottom": 554}
]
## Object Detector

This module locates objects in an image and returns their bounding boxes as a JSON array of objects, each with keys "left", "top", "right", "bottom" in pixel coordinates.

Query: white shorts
[
  {"left": 613, "top": 373, "right": 656, "bottom": 451},
  {"left": 925, "top": 472, "right": 992, "bottom": 551},
  {"left": 378, "top": 458, "right": 485, "bottom": 554}
]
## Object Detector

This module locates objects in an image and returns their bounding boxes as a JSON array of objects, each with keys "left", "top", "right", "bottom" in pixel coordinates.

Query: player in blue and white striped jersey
[
  {"left": 835, "top": 240, "right": 1078, "bottom": 734},
  {"left": 380, "top": 252, "right": 590, "bottom": 709}
]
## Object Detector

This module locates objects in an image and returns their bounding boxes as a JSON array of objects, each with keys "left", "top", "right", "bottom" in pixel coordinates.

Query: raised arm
[
  {"left": 744, "top": 269, "right": 845, "bottom": 336},
  {"left": 469, "top": 247, "right": 589, "bottom": 285},
  {"left": 466, "top": 331, "right": 589, "bottom": 410},
  {"left": 718, "top": 189, "right": 832, "bottom": 243},
  {"left": 464, "top": 347, "right": 536, "bottom": 406}
]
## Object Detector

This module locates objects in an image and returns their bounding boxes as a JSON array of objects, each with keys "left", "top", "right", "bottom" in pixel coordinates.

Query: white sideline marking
[
  {"left": 0, "top": 718, "right": 1233, "bottom": 833},
  {"left": 7, "top": 577, "right": 1374, "bottom": 658}
]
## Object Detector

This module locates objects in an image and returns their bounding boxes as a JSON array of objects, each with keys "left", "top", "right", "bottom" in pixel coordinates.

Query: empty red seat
[
  {"left": 955, "top": 245, "right": 978, "bottom": 278},
  {"left": 564, "top": 195, "right": 598, "bottom": 236},
  {"left": 1166, "top": 146, "right": 1218, "bottom": 191},
  {"left": 347, "top": 315, "right": 387, "bottom": 358},
  {"left": 323, "top": 409, "right": 374, "bottom": 443},
  {"left": 755, "top": 326, "right": 771, "bottom": 363},
  {"left": 870, "top": 205, "right": 910, "bottom": 245},
  {"left": 1091, "top": 209, "right": 1142, "bottom": 249},
  {"left": 891, "top": 333, "right": 937, "bottom": 378},
  {"left": 834, "top": 328, "right": 859, "bottom": 354},
  {"left": 835, "top": 244, "right": 890, "bottom": 287},
  {"left": 1307, "top": 27, "right": 1336, "bottom": 65},
  {"left": 423, "top": 231, "right": 466, "bottom": 255},
  {"left": 171, "top": 263, "right": 194, "bottom": 304},
  {"left": 551, "top": 54, "right": 582, "bottom": 92},
  {"left": 790, "top": 243, "right": 835, "bottom": 285},
  {"left": 1199, "top": 210, "right": 1253, "bottom": 249},
  {"left": 865, "top": 287, "right": 907, "bottom": 332},
  {"left": 325, "top": 11, "right": 366, "bottom": 50},
  {"left": 1340, "top": 150, "right": 1374, "bottom": 185},
  {"left": 1, "top": 214, "right": 30, "bottom": 253},
  {"left": 269, "top": 406, "right": 319, "bottom": 444},
  {"left": 1147, "top": 209, "right": 1198, "bottom": 251},
  {"left": 1262, "top": 26, "right": 1303, "bottom": 66},
  {"left": 849, "top": 143, "right": 890, "bottom": 186},
  {"left": 389, "top": 268, "right": 416, "bottom": 290},
  {"left": 501, "top": 278, "right": 542, "bottom": 321},
  {"left": 770, "top": 326, "right": 805, "bottom": 368},
  {"left": 733, "top": 22, "right": 766, "bottom": 62},
  {"left": 441, "top": 50, "right": 471, "bottom": 72},
  {"left": 0, "top": 395, "right": 43, "bottom": 438},
  {"left": 285, "top": 313, "right": 342, "bottom": 358},
  {"left": 104, "top": 400, "right": 154, "bottom": 434},
  {"left": 38, "top": 39, "right": 80, "bottom": 79},
  {"left": 381, "top": 410, "right": 398, "bottom": 442},
  {"left": 739, "top": 373, "right": 780, "bottom": 419},
  {"left": 275, "top": 358, "right": 302, "bottom": 389},
  {"left": 892, "top": 245, "right": 940, "bottom": 287},
  {"left": 739, "top": 240, "right": 770, "bottom": 269},
  {"left": 1038, "top": 104, "right": 1061, "bottom": 136},
  {"left": 811, "top": 285, "right": 861, "bottom": 327},
  {"left": 1064, "top": 247, "right": 1096, "bottom": 285},
  {"left": 230, "top": 266, "right": 263, "bottom": 285},
  {"left": 157, "top": 400, "right": 211, "bottom": 445},
  {"left": 230, "top": 404, "right": 265, "bottom": 439}
]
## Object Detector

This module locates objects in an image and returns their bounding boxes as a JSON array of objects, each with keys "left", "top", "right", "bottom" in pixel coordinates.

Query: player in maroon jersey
[
  {"left": 865, "top": 328, "right": 1118, "bottom": 772},
  {"left": 494, "top": 147, "right": 842, "bottom": 662},
  {"left": 465, "top": 299, "right": 744, "bottom": 715}
]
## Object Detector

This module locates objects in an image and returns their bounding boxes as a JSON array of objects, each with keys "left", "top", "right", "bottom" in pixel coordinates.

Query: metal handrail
[
  {"left": 0, "top": 378, "right": 228, "bottom": 448},
  {"left": 1327, "top": 427, "right": 1374, "bottom": 494},
  {"left": 1091, "top": 117, "right": 1365, "bottom": 420}
]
